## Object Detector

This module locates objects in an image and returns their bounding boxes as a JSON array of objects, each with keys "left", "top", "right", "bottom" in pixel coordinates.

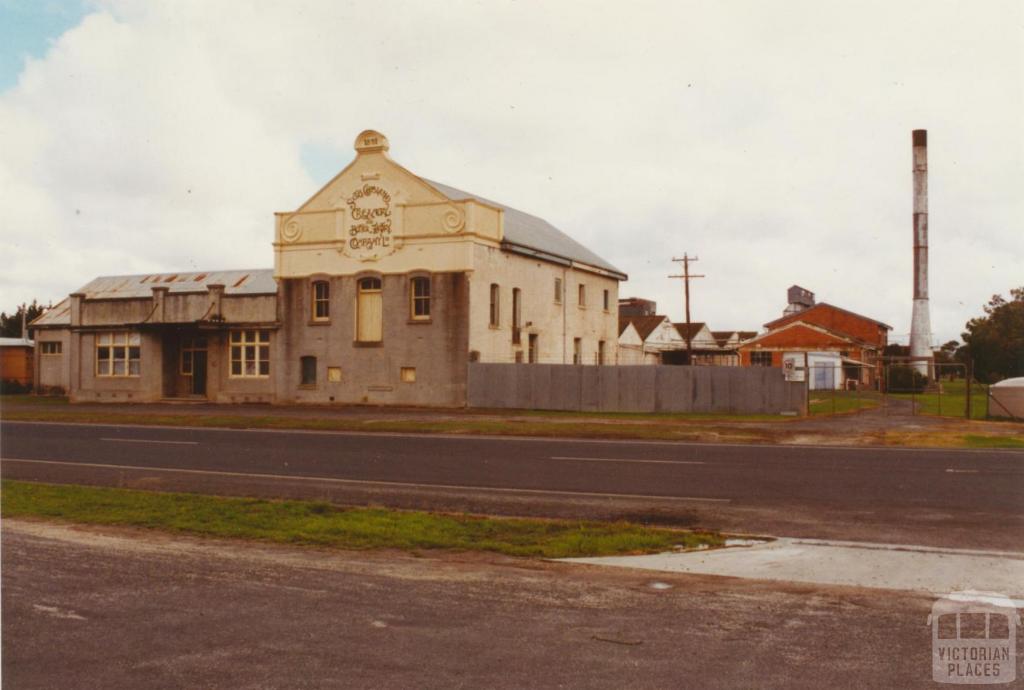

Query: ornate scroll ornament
[
  {"left": 342, "top": 183, "right": 400, "bottom": 261},
  {"left": 442, "top": 205, "right": 465, "bottom": 233},
  {"left": 280, "top": 220, "right": 302, "bottom": 243}
]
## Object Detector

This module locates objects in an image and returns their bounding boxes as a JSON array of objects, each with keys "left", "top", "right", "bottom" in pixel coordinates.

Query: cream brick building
[{"left": 31, "top": 130, "right": 626, "bottom": 406}]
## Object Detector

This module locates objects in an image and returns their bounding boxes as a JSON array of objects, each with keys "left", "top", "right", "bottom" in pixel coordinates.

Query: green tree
[
  {"left": 0, "top": 301, "right": 46, "bottom": 338},
  {"left": 961, "top": 287, "right": 1024, "bottom": 383}
]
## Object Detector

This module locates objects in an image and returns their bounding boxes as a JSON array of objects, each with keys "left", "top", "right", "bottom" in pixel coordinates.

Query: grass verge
[
  {"left": 0, "top": 480, "right": 722, "bottom": 558},
  {"left": 0, "top": 408, "right": 774, "bottom": 444},
  {"left": 962, "top": 434, "right": 1024, "bottom": 449}
]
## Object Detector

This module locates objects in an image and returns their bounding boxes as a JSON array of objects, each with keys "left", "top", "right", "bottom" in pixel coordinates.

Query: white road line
[
  {"left": 945, "top": 468, "right": 979, "bottom": 474},
  {"left": 100, "top": 438, "right": 199, "bottom": 446},
  {"left": 0, "top": 458, "right": 732, "bottom": 503},
  {"left": 551, "top": 456, "right": 706, "bottom": 466}
]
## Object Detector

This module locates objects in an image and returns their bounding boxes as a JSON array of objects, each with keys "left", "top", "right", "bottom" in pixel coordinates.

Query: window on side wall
[
  {"left": 312, "top": 281, "right": 330, "bottom": 321},
  {"left": 230, "top": 329, "right": 270, "bottom": 377},
  {"left": 96, "top": 332, "right": 140, "bottom": 377},
  {"left": 750, "top": 351, "right": 773, "bottom": 367},
  {"left": 554, "top": 278, "right": 562, "bottom": 304},
  {"left": 573, "top": 337, "right": 582, "bottom": 365},
  {"left": 528, "top": 334, "right": 538, "bottom": 363},
  {"left": 41, "top": 342, "right": 62, "bottom": 355},
  {"left": 300, "top": 356, "right": 317, "bottom": 386},
  {"left": 511, "top": 288, "right": 521, "bottom": 345},
  {"left": 356, "top": 277, "right": 383, "bottom": 342},
  {"left": 578, "top": 284, "right": 586, "bottom": 307},
  {"left": 603, "top": 289, "right": 610, "bottom": 311},
  {"left": 489, "top": 283, "right": 500, "bottom": 326},
  {"left": 410, "top": 276, "right": 431, "bottom": 320},
  {"left": 598, "top": 340, "right": 606, "bottom": 365}
]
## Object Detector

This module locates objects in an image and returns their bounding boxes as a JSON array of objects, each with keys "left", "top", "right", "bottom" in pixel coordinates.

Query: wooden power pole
[{"left": 669, "top": 254, "right": 705, "bottom": 365}]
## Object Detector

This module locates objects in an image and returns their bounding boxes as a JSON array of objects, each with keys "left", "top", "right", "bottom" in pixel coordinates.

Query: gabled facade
[
  {"left": 617, "top": 315, "right": 685, "bottom": 364},
  {"left": 31, "top": 129, "right": 625, "bottom": 405}
]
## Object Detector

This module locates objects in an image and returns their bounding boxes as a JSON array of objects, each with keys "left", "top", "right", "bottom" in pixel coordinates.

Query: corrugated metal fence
[{"left": 467, "top": 363, "right": 806, "bottom": 415}]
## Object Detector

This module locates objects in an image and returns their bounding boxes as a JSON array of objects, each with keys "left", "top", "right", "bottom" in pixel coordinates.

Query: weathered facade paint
[{"left": 31, "top": 129, "right": 624, "bottom": 406}]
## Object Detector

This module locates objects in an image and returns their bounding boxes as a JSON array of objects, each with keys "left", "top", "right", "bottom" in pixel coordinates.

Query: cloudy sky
[{"left": 1, "top": 0, "right": 1020, "bottom": 344}]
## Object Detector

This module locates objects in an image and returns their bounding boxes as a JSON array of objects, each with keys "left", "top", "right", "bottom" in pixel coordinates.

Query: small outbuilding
[
  {"left": 0, "top": 337, "right": 34, "bottom": 391},
  {"left": 989, "top": 377, "right": 1024, "bottom": 420}
]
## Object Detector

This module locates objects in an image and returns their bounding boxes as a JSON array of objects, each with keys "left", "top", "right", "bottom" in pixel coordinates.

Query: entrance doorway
[
  {"left": 180, "top": 336, "right": 209, "bottom": 398},
  {"left": 191, "top": 350, "right": 208, "bottom": 395}
]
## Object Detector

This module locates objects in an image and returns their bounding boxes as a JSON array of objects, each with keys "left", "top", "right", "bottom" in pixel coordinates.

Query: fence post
[
  {"left": 803, "top": 352, "right": 810, "bottom": 417},
  {"left": 965, "top": 361, "right": 972, "bottom": 420}
]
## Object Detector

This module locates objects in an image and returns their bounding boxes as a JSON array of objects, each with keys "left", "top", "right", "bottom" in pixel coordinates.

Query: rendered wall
[
  {"left": 35, "top": 329, "right": 71, "bottom": 392},
  {"left": 467, "top": 244, "right": 619, "bottom": 365},
  {"left": 467, "top": 363, "right": 806, "bottom": 414}
]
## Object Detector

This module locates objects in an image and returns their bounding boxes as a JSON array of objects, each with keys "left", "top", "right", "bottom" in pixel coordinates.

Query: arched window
[
  {"left": 410, "top": 276, "right": 431, "bottom": 320},
  {"left": 356, "top": 277, "right": 383, "bottom": 342},
  {"left": 311, "top": 280, "right": 330, "bottom": 321}
]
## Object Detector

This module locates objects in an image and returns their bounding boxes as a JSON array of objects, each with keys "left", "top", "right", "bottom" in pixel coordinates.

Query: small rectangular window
[
  {"left": 750, "top": 351, "right": 773, "bottom": 367},
  {"left": 603, "top": 289, "right": 609, "bottom": 311},
  {"left": 41, "top": 342, "right": 62, "bottom": 355},
  {"left": 578, "top": 284, "right": 586, "bottom": 307},
  {"left": 554, "top": 278, "right": 562, "bottom": 304},
  {"left": 528, "top": 334, "right": 538, "bottom": 363},
  {"left": 598, "top": 340, "right": 606, "bottom": 365},
  {"left": 489, "top": 283, "right": 500, "bottom": 326},
  {"left": 301, "top": 356, "right": 317, "bottom": 386},
  {"left": 573, "top": 338, "right": 582, "bottom": 365},
  {"left": 400, "top": 367, "right": 416, "bottom": 383},
  {"left": 327, "top": 367, "right": 342, "bottom": 382},
  {"left": 410, "top": 276, "right": 431, "bottom": 320},
  {"left": 312, "top": 281, "right": 330, "bottom": 321}
]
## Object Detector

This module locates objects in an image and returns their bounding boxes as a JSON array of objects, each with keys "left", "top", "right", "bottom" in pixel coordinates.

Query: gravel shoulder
[{"left": 2, "top": 518, "right": 945, "bottom": 689}]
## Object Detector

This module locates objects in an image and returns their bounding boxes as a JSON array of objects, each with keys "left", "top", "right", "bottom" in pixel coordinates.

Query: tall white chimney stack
[{"left": 910, "top": 129, "right": 933, "bottom": 377}]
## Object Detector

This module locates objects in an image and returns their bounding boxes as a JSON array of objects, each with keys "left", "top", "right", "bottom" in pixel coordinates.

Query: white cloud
[{"left": 1, "top": 0, "right": 1021, "bottom": 343}]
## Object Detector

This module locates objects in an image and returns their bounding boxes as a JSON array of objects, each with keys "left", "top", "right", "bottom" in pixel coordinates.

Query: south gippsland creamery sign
[{"left": 343, "top": 183, "right": 399, "bottom": 261}]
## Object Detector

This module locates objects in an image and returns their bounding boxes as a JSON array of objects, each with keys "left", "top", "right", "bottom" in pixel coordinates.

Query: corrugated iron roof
[
  {"left": 0, "top": 337, "right": 34, "bottom": 347},
  {"left": 422, "top": 179, "right": 625, "bottom": 278},
  {"left": 29, "top": 298, "right": 71, "bottom": 327},
  {"left": 73, "top": 269, "right": 277, "bottom": 300}
]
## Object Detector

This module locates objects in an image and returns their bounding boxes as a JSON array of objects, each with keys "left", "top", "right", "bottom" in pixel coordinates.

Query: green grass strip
[
  {"left": 0, "top": 480, "right": 722, "bottom": 558},
  {"left": 962, "top": 434, "right": 1024, "bottom": 449}
]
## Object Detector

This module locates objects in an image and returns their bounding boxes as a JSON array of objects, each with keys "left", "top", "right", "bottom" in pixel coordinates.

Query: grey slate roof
[
  {"left": 73, "top": 269, "right": 277, "bottom": 300},
  {"left": 422, "top": 179, "right": 625, "bottom": 278}
]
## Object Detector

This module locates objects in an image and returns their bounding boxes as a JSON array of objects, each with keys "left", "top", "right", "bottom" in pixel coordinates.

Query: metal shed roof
[
  {"left": 72, "top": 269, "right": 277, "bottom": 300},
  {"left": 422, "top": 179, "right": 626, "bottom": 278}
]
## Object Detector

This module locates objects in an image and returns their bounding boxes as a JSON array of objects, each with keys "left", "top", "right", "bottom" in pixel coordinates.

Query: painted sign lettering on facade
[{"left": 344, "top": 184, "right": 397, "bottom": 260}]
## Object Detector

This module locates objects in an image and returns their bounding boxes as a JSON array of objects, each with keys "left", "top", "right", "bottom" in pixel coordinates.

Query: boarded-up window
[{"left": 357, "top": 277, "right": 383, "bottom": 342}]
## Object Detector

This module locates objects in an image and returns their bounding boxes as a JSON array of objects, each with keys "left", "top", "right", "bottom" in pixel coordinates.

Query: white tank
[{"left": 989, "top": 377, "right": 1024, "bottom": 419}]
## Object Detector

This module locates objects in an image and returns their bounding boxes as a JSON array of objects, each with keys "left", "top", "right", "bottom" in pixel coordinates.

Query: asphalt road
[
  {"left": 2, "top": 519, "right": 944, "bottom": 690},
  {"left": 2, "top": 421, "right": 1023, "bottom": 549}
]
